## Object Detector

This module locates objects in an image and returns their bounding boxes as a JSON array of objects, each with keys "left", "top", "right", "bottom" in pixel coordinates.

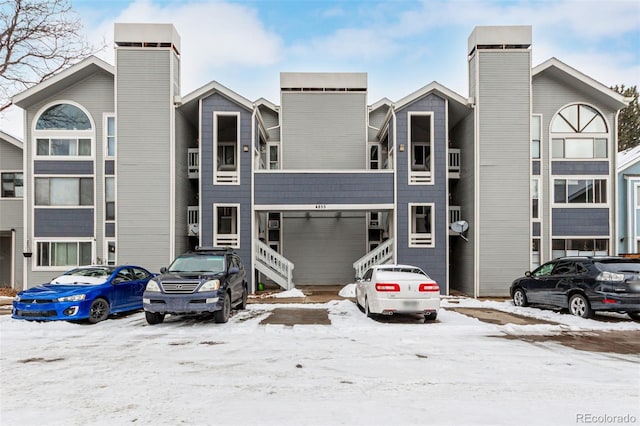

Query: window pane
[
  {"left": 14, "top": 173, "right": 24, "bottom": 197},
  {"left": 35, "top": 178, "right": 50, "bottom": 205},
  {"left": 552, "top": 139, "right": 564, "bottom": 158},
  {"left": 53, "top": 242, "right": 76, "bottom": 266},
  {"left": 51, "top": 139, "right": 75, "bottom": 156},
  {"left": 582, "top": 116, "right": 607, "bottom": 133},
  {"left": 107, "top": 116, "right": 115, "bottom": 136},
  {"left": 107, "top": 241, "right": 116, "bottom": 265},
  {"left": 50, "top": 178, "right": 79, "bottom": 205},
  {"left": 551, "top": 115, "right": 576, "bottom": 133},
  {"left": 567, "top": 179, "right": 588, "bottom": 203},
  {"left": 565, "top": 139, "right": 593, "bottom": 158},
  {"left": 554, "top": 180, "right": 566, "bottom": 203},
  {"left": 38, "top": 242, "right": 50, "bottom": 266},
  {"left": 79, "top": 242, "right": 92, "bottom": 265},
  {"left": 105, "top": 177, "right": 115, "bottom": 202},
  {"left": 37, "top": 139, "right": 49, "bottom": 155},
  {"left": 79, "top": 139, "right": 91, "bottom": 156},
  {"left": 594, "top": 180, "right": 607, "bottom": 203},
  {"left": 217, "top": 115, "right": 237, "bottom": 142},
  {"left": 106, "top": 202, "right": 115, "bottom": 221},
  {"left": 594, "top": 138, "right": 607, "bottom": 158},
  {"left": 36, "top": 104, "right": 91, "bottom": 130},
  {"left": 560, "top": 105, "right": 579, "bottom": 130},
  {"left": 107, "top": 137, "right": 116, "bottom": 157},
  {"left": 410, "top": 115, "right": 431, "bottom": 142},
  {"left": 531, "top": 140, "right": 540, "bottom": 159},
  {"left": 80, "top": 178, "right": 93, "bottom": 205},
  {"left": 531, "top": 116, "right": 541, "bottom": 140}
]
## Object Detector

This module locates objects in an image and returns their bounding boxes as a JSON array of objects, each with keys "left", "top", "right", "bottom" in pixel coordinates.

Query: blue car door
[{"left": 111, "top": 268, "right": 137, "bottom": 310}]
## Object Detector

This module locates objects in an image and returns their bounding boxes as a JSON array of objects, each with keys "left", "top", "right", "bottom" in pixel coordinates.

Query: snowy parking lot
[{"left": 1, "top": 294, "right": 639, "bottom": 426}]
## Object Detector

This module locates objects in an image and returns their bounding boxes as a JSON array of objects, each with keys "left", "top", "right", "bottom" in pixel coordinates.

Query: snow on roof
[{"left": 618, "top": 145, "right": 640, "bottom": 172}]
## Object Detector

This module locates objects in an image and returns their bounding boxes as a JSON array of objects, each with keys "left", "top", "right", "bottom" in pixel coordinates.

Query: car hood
[{"left": 18, "top": 284, "right": 95, "bottom": 299}]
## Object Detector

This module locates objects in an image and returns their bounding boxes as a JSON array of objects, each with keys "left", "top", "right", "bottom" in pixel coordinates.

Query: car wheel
[
  {"left": 236, "top": 285, "right": 248, "bottom": 310},
  {"left": 569, "top": 294, "right": 592, "bottom": 318},
  {"left": 628, "top": 312, "right": 640, "bottom": 321},
  {"left": 365, "top": 297, "right": 375, "bottom": 319},
  {"left": 512, "top": 288, "right": 529, "bottom": 307},
  {"left": 424, "top": 311, "right": 438, "bottom": 321},
  {"left": 145, "top": 311, "right": 165, "bottom": 325},
  {"left": 214, "top": 292, "right": 231, "bottom": 323},
  {"left": 88, "top": 298, "right": 109, "bottom": 324}
]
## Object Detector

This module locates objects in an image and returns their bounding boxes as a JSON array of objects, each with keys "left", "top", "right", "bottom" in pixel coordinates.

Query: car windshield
[
  {"left": 51, "top": 267, "right": 114, "bottom": 285},
  {"left": 168, "top": 255, "right": 225, "bottom": 274},
  {"left": 595, "top": 260, "right": 640, "bottom": 274}
]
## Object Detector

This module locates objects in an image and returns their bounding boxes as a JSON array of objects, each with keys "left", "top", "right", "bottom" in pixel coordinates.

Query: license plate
[{"left": 403, "top": 300, "right": 418, "bottom": 308}]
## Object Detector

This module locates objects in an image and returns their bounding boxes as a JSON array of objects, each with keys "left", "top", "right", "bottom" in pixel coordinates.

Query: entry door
[{"left": 0, "top": 232, "right": 13, "bottom": 287}]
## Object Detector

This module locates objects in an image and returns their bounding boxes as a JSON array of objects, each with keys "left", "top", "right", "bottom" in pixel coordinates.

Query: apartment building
[
  {"left": 7, "top": 23, "right": 628, "bottom": 296},
  {"left": 0, "top": 131, "right": 24, "bottom": 288}
]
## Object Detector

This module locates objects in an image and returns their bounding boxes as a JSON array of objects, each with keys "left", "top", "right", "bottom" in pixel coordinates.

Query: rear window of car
[{"left": 594, "top": 260, "right": 640, "bottom": 273}]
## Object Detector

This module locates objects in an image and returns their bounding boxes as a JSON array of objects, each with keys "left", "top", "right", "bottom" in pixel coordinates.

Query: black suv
[
  {"left": 143, "top": 247, "right": 248, "bottom": 324},
  {"left": 510, "top": 256, "right": 640, "bottom": 319}
]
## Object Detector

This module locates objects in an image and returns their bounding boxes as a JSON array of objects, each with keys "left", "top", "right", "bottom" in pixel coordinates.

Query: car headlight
[
  {"left": 146, "top": 279, "right": 161, "bottom": 292},
  {"left": 13, "top": 295, "right": 21, "bottom": 302},
  {"left": 198, "top": 279, "right": 220, "bottom": 292},
  {"left": 57, "top": 294, "right": 86, "bottom": 302}
]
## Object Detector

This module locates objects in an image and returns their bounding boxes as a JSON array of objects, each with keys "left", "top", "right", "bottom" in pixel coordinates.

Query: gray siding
[
  {"left": 23, "top": 70, "right": 114, "bottom": 280},
  {"left": 533, "top": 71, "right": 618, "bottom": 261},
  {"left": 34, "top": 161, "right": 93, "bottom": 174},
  {"left": 116, "top": 48, "right": 175, "bottom": 271},
  {"left": 475, "top": 50, "right": 531, "bottom": 296},
  {"left": 395, "top": 93, "right": 448, "bottom": 289},
  {"left": 551, "top": 161, "right": 609, "bottom": 175},
  {"left": 34, "top": 209, "right": 94, "bottom": 237},
  {"left": 254, "top": 172, "right": 394, "bottom": 206},
  {"left": 0, "top": 141, "right": 24, "bottom": 289},
  {"left": 449, "top": 112, "right": 475, "bottom": 296},
  {"left": 200, "top": 92, "right": 253, "bottom": 283},
  {"left": 552, "top": 208, "right": 609, "bottom": 236},
  {"left": 281, "top": 92, "right": 366, "bottom": 170},
  {"left": 282, "top": 212, "right": 366, "bottom": 284},
  {"left": 368, "top": 105, "right": 389, "bottom": 133}
]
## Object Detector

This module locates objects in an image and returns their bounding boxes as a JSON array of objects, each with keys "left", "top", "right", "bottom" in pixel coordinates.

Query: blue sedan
[{"left": 12, "top": 265, "right": 155, "bottom": 324}]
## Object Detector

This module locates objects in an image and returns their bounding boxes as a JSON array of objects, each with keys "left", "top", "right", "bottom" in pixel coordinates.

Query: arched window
[
  {"left": 551, "top": 104, "right": 608, "bottom": 159},
  {"left": 36, "top": 103, "right": 92, "bottom": 130},
  {"left": 34, "top": 103, "right": 94, "bottom": 157}
]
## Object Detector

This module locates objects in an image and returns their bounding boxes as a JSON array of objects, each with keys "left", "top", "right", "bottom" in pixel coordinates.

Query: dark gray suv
[{"left": 143, "top": 247, "right": 248, "bottom": 324}]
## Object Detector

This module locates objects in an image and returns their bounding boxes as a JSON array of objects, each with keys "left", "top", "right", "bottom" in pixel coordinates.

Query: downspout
[
  {"left": 250, "top": 105, "right": 257, "bottom": 293},
  {"left": 614, "top": 109, "right": 620, "bottom": 254}
]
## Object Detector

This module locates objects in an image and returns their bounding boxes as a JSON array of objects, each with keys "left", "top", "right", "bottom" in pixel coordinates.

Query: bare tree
[{"left": 0, "top": 0, "right": 102, "bottom": 112}]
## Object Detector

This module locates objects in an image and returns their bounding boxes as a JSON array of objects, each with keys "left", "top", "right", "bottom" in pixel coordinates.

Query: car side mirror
[
  {"left": 112, "top": 278, "right": 123, "bottom": 285},
  {"left": 228, "top": 266, "right": 240, "bottom": 275},
  {"left": 525, "top": 271, "right": 532, "bottom": 277},
  {"left": 160, "top": 267, "right": 168, "bottom": 274},
  {"left": 355, "top": 276, "right": 362, "bottom": 282}
]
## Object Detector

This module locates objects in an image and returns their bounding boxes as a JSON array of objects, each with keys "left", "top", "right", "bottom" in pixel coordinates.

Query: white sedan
[{"left": 355, "top": 264, "right": 440, "bottom": 320}]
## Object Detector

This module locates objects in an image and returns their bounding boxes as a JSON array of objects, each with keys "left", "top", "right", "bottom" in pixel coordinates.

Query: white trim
[
  {"left": 213, "top": 203, "right": 240, "bottom": 248},
  {"left": 254, "top": 203, "right": 395, "bottom": 211},
  {"left": 408, "top": 202, "right": 435, "bottom": 248},
  {"left": 103, "top": 113, "right": 116, "bottom": 158},
  {"left": 253, "top": 169, "right": 394, "bottom": 175},
  {"left": 407, "top": 111, "right": 434, "bottom": 185},
  {"left": 213, "top": 111, "right": 241, "bottom": 185},
  {"left": 32, "top": 175, "right": 96, "bottom": 208},
  {"left": 181, "top": 81, "right": 254, "bottom": 111},
  {"left": 104, "top": 239, "right": 116, "bottom": 266},
  {"left": 0, "top": 130, "right": 23, "bottom": 149},
  {"left": 31, "top": 238, "right": 95, "bottom": 272},
  {"left": 395, "top": 81, "right": 469, "bottom": 111},
  {"left": 550, "top": 176, "right": 609, "bottom": 207}
]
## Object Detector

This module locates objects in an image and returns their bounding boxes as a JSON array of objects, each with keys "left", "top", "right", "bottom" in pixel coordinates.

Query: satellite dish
[{"left": 449, "top": 220, "right": 469, "bottom": 241}]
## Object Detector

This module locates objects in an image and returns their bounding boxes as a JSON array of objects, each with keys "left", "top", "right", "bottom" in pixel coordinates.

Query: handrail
[
  {"left": 255, "top": 240, "right": 294, "bottom": 289},
  {"left": 352, "top": 238, "right": 394, "bottom": 279}
]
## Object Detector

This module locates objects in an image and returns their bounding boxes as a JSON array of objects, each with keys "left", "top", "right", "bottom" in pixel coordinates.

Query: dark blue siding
[
  {"left": 34, "top": 161, "right": 94, "bottom": 174},
  {"left": 532, "top": 221, "right": 540, "bottom": 236},
  {"left": 532, "top": 161, "right": 540, "bottom": 175},
  {"left": 551, "top": 161, "right": 609, "bottom": 175},
  {"left": 254, "top": 172, "right": 394, "bottom": 205},
  {"left": 35, "top": 209, "right": 94, "bottom": 237},
  {"left": 552, "top": 208, "right": 609, "bottom": 236},
  {"left": 200, "top": 93, "right": 253, "bottom": 284},
  {"left": 395, "top": 93, "right": 448, "bottom": 290}
]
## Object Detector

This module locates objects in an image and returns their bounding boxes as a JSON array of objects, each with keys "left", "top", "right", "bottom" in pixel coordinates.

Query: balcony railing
[
  {"left": 449, "top": 148, "right": 460, "bottom": 178},
  {"left": 352, "top": 238, "right": 394, "bottom": 279},
  {"left": 188, "top": 148, "right": 199, "bottom": 179},
  {"left": 187, "top": 206, "right": 198, "bottom": 236},
  {"left": 448, "top": 205, "right": 461, "bottom": 235}
]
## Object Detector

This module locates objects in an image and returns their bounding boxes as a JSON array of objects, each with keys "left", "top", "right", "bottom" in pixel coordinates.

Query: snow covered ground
[{"left": 1, "top": 293, "right": 639, "bottom": 426}]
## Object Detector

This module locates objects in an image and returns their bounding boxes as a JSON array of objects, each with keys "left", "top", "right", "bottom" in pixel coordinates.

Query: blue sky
[{"left": 2, "top": 0, "right": 639, "bottom": 137}]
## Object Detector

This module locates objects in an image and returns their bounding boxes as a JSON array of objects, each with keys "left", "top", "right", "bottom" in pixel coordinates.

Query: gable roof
[
  {"left": 532, "top": 58, "right": 630, "bottom": 110},
  {"left": 12, "top": 56, "right": 114, "bottom": 109},
  {"left": 394, "top": 81, "right": 469, "bottom": 111},
  {"left": 618, "top": 145, "right": 640, "bottom": 173},
  {"left": 180, "top": 80, "right": 253, "bottom": 111},
  {"left": 0, "top": 130, "right": 24, "bottom": 149}
]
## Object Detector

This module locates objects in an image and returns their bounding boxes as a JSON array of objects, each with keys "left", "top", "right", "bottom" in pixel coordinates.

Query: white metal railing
[
  {"left": 449, "top": 206, "right": 461, "bottom": 225},
  {"left": 215, "top": 170, "right": 239, "bottom": 184},
  {"left": 255, "top": 240, "right": 294, "bottom": 290},
  {"left": 409, "top": 171, "right": 432, "bottom": 184},
  {"left": 214, "top": 234, "right": 239, "bottom": 247},
  {"left": 449, "top": 148, "right": 460, "bottom": 174},
  {"left": 187, "top": 206, "right": 199, "bottom": 236},
  {"left": 409, "top": 233, "right": 433, "bottom": 247},
  {"left": 352, "top": 238, "right": 394, "bottom": 279},
  {"left": 188, "top": 148, "right": 199, "bottom": 178}
]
